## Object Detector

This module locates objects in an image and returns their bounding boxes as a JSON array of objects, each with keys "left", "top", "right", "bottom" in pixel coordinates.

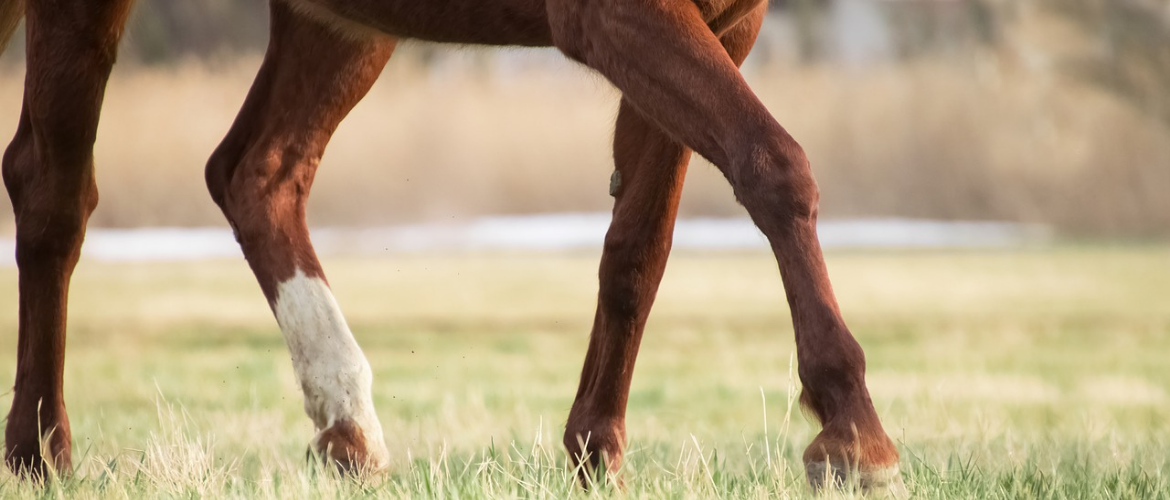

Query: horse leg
[
  {"left": 2, "top": 0, "right": 133, "bottom": 477},
  {"left": 548, "top": 1, "right": 903, "bottom": 492},
  {"left": 562, "top": 11, "right": 765, "bottom": 482},
  {"left": 562, "top": 99, "right": 690, "bottom": 480},
  {"left": 204, "top": 3, "right": 395, "bottom": 472}
]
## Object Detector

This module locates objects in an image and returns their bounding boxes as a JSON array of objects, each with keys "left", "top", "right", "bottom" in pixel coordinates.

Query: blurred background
[{"left": 1, "top": 0, "right": 1167, "bottom": 247}]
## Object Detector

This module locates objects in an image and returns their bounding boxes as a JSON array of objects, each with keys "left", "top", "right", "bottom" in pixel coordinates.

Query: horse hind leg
[
  {"left": 547, "top": 0, "right": 904, "bottom": 493},
  {"left": 204, "top": 3, "right": 395, "bottom": 472},
  {"left": 2, "top": 0, "right": 134, "bottom": 477},
  {"left": 562, "top": 97, "right": 692, "bottom": 483}
]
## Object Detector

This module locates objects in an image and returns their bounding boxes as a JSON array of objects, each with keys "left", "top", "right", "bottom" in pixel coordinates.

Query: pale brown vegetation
[{"left": 0, "top": 16, "right": 1167, "bottom": 237}]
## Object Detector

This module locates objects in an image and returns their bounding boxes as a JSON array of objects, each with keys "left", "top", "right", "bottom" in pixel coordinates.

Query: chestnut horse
[{"left": 1, "top": 0, "right": 902, "bottom": 492}]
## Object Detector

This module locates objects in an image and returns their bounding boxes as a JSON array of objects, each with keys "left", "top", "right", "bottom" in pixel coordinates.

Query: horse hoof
[
  {"left": 805, "top": 461, "right": 907, "bottom": 498},
  {"left": 309, "top": 418, "right": 390, "bottom": 474}
]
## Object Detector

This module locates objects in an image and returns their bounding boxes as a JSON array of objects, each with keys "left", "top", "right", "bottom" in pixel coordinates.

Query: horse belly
[{"left": 286, "top": 0, "right": 554, "bottom": 47}]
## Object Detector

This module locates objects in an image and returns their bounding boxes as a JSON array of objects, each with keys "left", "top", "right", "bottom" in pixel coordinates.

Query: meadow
[{"left": 0, "top": 246, "right": 1168, "bottom": 498}]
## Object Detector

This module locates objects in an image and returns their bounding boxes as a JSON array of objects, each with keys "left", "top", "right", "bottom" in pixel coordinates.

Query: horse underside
[
  {"left": 284, "top": 0, "right": 764, "bottom": 46},
  {"left": 284, "top": 0, "right": 554, "bottom": 46},
  {"left": 2, "top": 0, "right": 904, "bottom": 494}
]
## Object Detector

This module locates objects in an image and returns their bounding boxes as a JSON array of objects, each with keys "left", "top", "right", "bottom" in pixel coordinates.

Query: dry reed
[{"left": 0, "top": 43, "right": 1167, "bottom": 237}]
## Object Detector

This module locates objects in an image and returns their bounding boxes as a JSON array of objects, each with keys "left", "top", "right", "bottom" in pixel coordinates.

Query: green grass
[{"left": 1, "top": 246, "right": 1168, "bottom": 498}]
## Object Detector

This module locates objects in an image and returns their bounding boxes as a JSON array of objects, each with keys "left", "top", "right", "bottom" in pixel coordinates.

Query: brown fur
[
  {"left": 3, "top": 0, "right": 900, "bottom": 489},
  {"left": 313, "top": 418, "right": 372, "bottom": 472},
  {"left": 2, "top": 0, "right": 133, "bottom": 478}
]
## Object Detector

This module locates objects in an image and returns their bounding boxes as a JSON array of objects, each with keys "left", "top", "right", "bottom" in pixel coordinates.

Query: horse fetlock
[
  {"left": 805, "top": 459, "right": 907, "bottom": 498},
  {"left": 3, "top": 440, "right": 70, "bottom": 480},
  {"left": 4, "top": 406, "right": 72, "bottom": 478},
  {"left": 563, "top": 416, "right": 626, "bottom": 482},
  {"left": 310, "top": 417, "right": 390, "bottom": 473},
  {"left": 803, "top": 420, "right": 902, "bottom": 496}
]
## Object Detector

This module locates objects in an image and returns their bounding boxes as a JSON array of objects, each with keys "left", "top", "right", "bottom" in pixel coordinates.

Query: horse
[{"left": 0, "top": 0, "right": 902, "bottom": 492}]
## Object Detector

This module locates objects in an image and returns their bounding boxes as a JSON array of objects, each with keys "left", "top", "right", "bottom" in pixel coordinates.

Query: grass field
[{"left": 0, "top": 246, "right": 1168, "bottom": 498}]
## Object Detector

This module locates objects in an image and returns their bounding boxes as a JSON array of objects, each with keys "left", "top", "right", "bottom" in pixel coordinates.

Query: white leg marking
[{"left": 273, "top": 269, "right": 389, "bottom": 467}]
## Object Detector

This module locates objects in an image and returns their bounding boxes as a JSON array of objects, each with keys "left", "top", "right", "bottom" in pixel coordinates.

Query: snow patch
[{"left": 0, "top": 214, "right": 1050, "bottom": 265}]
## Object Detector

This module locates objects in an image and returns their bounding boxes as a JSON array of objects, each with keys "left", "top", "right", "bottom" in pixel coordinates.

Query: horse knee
[
  {"left": 4, "top": 136, "right": 98, "bottom": 267},
  {"left": 727, "top": 137, "right": 820, "bottom": 224},
  {"left": 206, "top": 143, "right": 308, "bottom": 240},
  {"left": 2, "top": 128, "right": 30, "bottom": 206},
  {"left": 204, "top": 146, "right": 255, "bottom": 244},
  {"left": 204, "top": 142, "right": 240, "bottom": 214}
]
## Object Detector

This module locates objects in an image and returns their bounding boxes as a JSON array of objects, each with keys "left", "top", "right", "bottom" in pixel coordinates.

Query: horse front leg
[
  {"left": 562, "top": 11, "right": 767, "bottom": 483},
  {"left": 548, "top": 0, "right": 903, "bottom": 493},
  {"left": 204, "top": 2, "right": 395, "bottom": 472},
  {"left": 2, "top": 0, "right": 134, "bottom": 477}
]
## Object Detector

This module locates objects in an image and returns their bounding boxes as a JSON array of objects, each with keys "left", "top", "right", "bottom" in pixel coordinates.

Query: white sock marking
[{"left": 273, "top": 269, "right": 389, "bottom": 466}]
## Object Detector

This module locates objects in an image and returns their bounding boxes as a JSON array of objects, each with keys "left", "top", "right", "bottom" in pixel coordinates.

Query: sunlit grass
[{"left": 0, "top": 246, "right": 1168, "bottom": 497}]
